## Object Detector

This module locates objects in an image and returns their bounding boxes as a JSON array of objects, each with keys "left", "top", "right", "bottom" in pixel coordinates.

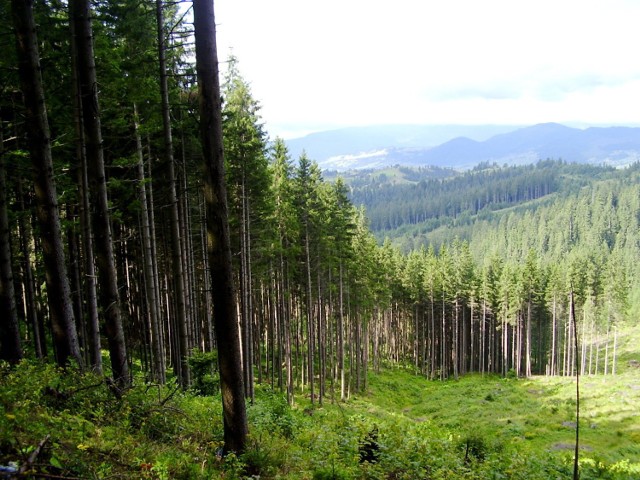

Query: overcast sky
[{"left": 213, "top": 0, "right": 640, "bottom": 139}]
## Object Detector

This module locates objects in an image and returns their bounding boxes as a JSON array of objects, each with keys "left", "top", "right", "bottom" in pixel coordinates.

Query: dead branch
[{"left": 18, "top": 434, "right": 50, "bottom": 475}]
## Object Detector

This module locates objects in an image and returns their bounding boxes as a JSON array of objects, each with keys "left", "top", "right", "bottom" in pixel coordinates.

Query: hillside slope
[{"left": 346, "top": 160, "right": 619, "bottom": 250}]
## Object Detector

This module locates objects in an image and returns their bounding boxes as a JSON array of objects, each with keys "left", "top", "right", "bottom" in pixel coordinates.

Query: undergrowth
[{"left": 1, "top": 359, "right": 639, "bottom": 479}]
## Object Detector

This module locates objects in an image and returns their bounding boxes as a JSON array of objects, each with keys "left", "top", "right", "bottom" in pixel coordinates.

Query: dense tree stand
[{"left": 11, "top": 0, "right": 82, "bottom": 369}]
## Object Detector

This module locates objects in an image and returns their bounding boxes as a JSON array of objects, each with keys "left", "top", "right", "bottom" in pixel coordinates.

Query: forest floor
[{"left": 1, "top": 326, "right": 639, "bottom": 479}]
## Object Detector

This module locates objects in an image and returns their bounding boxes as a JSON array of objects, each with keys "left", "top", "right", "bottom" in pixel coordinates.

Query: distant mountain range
[{"left": 285, "top": 123, "right": 640, "bottom": 170}]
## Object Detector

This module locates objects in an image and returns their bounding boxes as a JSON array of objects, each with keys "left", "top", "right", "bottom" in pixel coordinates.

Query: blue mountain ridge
[{"left": 285, "top": 123, "right": 640, "bottom": 170}]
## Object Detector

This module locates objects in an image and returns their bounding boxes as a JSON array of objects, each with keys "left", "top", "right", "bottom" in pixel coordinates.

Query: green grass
[
  {"left": 2, "top": 345, "right": 639, "bottom": 478},
  {"left": 366, "top": 368, "right": 640, "bottom": 467}
]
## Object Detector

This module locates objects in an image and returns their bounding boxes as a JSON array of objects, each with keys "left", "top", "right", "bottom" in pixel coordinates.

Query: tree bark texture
[
  {"left": 156, "top": 0, "right": 190, "bottom": 387},
  {"left": 11, "top": 0, "right": 82, "bottom": 368},
  {"left": 69, "top": 11, "right": 102, "bottom": 373},
  {"left": 0, "top": 128, "right": 23, "bottom": 363},
  {"left": 193, "top": 0, "right": 248, "bottom": 454},
  {"left": 70, "top": 0, "right": 128, "bottom": 383},
  {"left": 134, "top": 104, "right": 165, "bottom": 383}
]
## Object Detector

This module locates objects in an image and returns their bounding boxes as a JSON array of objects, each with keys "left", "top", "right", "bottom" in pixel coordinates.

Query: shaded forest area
[{"left": 1, "top": 0, "right": 639, "bottom": 431}]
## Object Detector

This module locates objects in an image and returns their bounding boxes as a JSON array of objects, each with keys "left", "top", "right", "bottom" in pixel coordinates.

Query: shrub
[
  {"left": 188, "top": 350, "right": 219, "bottom": 396},
  {"left": 460, "top": 433, "right": 488, "bottom": 462},
  {"left": 312, "top": 465, "right": 352, "bottom": 480},
  {"left": 248, "top": 385, "right": 298, "bottom": 439}
]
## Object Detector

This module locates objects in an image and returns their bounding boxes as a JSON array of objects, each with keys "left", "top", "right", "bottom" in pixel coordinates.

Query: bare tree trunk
[
  {"left": 240, "top": 179, "right": 254, "bottom": 400},
  {"left": 201, "top": 212, "right": 214, "bottom": 350},
  {"left": 453, "top": 298, "right": 459, "bottom": 380},
  {"left": 156, "top": 0, "right": 190, "bottom": 387},
  {"left": 281, "top": 252, "right": 293, "bottom": 405},
  {"left": 430, "top": 287, "right": 436, "bottom": 379},
  {"left": 551, "top": 295, "right": 557, "bottom": 375},
  {"left": 604, "top": 322, "right": 610, "bottom": 376},
  {"left": 570, "top": 290, "right": 580, "bottom": 480},
  {"left": 193, "top": 0, "right": 248, "bottom": 453},
  {"left": 11, "top": 0, "right": 82, "bottom": 368},
  {"left": 317, "top": 267, "right": 325, "bottom": 405},
  {"left": 338, "top": 260, "right": 346, "bottom": 400},
  {"left": 134, "top": 104, "right": 165, "bottom": 383},
  {"left": 612, "top": 326, "right": 617, "bottom": 376},
  {"left": 480, "top": 298, "right": 486, "bottom": 375},
  {"left": 146, "top": 151, "right": 166, "bottom": 363},
  {"left": 70, "top": 0, "right": 128, "bottom": 383},
  {"left": 66, "top": 205, "right": 85, "bottom": 361},
  {"left": 305, "top": 224, "right": 314, "bottom": 404},
  {"left": 469, "top": 301, "right": 474, "bottom": 373},
  {"left": 526, "top": 298, "right": 532, "bottom": 377},
  {"left": 441, "top": 291, "right": 446, "bottom": 380},
  {"left": 180, "top": 132, "right": 197, "bottom": 352},
  {"left": 0, "top": 127, "right": 22, "bottom": 363},
  {"left": 16, "top": 181, "right": 43, "bottom": 358},
  {"left": 69, "top": 12, "right": 101, "bottom": 372},
  {"left": 362, "top": 316, "right": 369, "bottom": 391}
]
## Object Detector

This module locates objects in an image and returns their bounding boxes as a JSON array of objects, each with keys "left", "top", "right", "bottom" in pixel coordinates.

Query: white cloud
[{"left": 214, "top": 0, "right": 640, "bottom": 138}]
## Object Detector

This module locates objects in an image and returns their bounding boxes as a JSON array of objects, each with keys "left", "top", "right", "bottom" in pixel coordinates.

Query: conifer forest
[{"left": 1, "top": 0, "right": 640, "bottom": 478}]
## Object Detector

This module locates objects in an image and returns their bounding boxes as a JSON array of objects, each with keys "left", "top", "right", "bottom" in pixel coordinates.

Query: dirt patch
[{"left": 551, "top": 443, "right": 593, "bottom": 451}]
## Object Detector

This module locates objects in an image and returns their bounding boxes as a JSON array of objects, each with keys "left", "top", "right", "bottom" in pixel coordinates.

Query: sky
[{"left": 213, "top": 0, "right": 640, "bottom": 139}]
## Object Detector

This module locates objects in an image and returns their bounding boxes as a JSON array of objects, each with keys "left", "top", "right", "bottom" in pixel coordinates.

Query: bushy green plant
[
  {"left": 248, "top": 384, "right": 298, "bottom": 439},
  {"left": 312, "top": 465, "right": 352, "bottom": 480},
  {"left": 459, "top": 433, "right": 489, "bottom": 462},
  {"left": 240, "top": 435, "right": 288, "bottom": 478},
  {"left": 188, "top": 350, "right": 219, "bottom": 396}
]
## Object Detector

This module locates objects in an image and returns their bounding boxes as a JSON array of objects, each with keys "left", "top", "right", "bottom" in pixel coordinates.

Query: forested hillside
[
  {"left": 349, "top": 160, "right": 619, "bottom": 246},
  {"left": 1, "top": 0, "right": 640, "bottom": 477},
  {"left": 2, "top": 0, "right": 639, "bottom": 403}
]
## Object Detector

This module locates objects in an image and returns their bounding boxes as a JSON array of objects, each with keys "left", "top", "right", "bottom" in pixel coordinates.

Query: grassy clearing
[
  {"left": 1, "top": 344, "right": 639, "bottom": 478},
  {"left": 367, "top": 367, "right": 640, "bottom": 467}
]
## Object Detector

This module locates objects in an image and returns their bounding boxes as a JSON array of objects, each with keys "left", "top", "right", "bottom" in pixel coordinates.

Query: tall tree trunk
[
  {"left": 70, "top": 12, "right": 101, "bottom": 372},
  {"left": 526, "top": 297, "right": 532, "bottom": 377},
  {"left": 16, "top": 181, "right": 44, "bottom": 358},
  {"left": 317, "top": 266, "right": 325, "bottom": 405},
  {"left": 146, "top": 150, "right": 166, "bottom": 363},
  {"left": 156, "top": 0, "right": 190, "bottom": 387},
  {"left": 134, "top": 104, "right": 165, "bottom": 383},
  {"left": 0, "top": 128, "right": 22, "bottom": 363},
  {"left": 551, "top": 295, "right": 557, "bottom": 375},
  {"left": 430, "top": 286, "right": 436, "bottom": 379},
  {"left": 570, "top": 290, "right": 580, "bottom": 480},
  {"left": 70, "top": 0, "right": 128, "bottom": 383},
  {"left": 66, "top": 205, "right": 85, "bottom": 362},
  {"left": 240, "top": 178, "right": 254, "bottom": 400},
  {"left": 612, "top": 326, "right": 617, "bottom": 376},
  {"left": 338, "top": 260, "right": 346, "bottom": 400},
  {"left": 180, "top": 132, "right": 196, "bottom": 352},
  {"left": 441, "top": 291, "right": 446, "bottom": 380},
  {"left": 469, "top": 301, "right": 474, "bottom": 373},
  {"left": 193, "top": 0, "right": 248, "bottom": 453},
  {"left": 453, "top": 298, "right": 459, "bottom": 380},
  {"left": 604, "top": 322, "right": 610, "bottom": 375},
  {"left": 281, "top": 251, "right": 293, "bottom": 404},
  {"left": 480, "top": 299, "right": 486, "bottom": 375},
  {"left": 11, "top": 0, "right": 82, "bottom": 368},
  {"left": 305, "top": 224, "right": 315, "bottom": 404}
]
